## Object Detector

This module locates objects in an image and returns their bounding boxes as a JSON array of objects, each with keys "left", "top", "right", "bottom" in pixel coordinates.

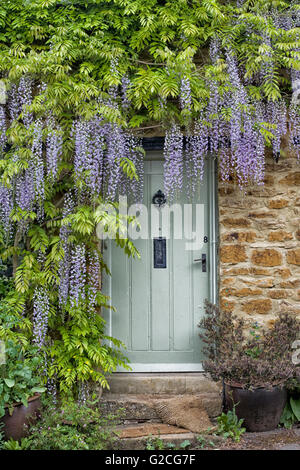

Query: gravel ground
[{"left": 214, "top": 426, "right": 300, "bottom": 450}]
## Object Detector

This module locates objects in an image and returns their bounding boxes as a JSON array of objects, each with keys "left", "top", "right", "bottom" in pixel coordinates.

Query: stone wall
[{"left": 218, "top": 146, "right": 300, "bottom": 325}]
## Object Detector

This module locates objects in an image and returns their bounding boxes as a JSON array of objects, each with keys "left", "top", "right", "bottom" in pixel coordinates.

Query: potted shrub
[
  {"left": 198, "top": 301, "right": 300, "bottom": 432},
  {"left": 0, "top": 340, "right": 46, "bottom": 440}
]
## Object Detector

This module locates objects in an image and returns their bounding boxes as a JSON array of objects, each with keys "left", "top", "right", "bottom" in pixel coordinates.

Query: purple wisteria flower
[
  {"left": 69, "top": 243, "right": 86, "bottom": 307},
  {"left": 0, "top": 105, "right": 6, "bottom": 157},
  {"left": 46, "top": 114, "right": 63, "bottom": 180},
  {"left": 33, "top": 287, "right": 49, "bottom": 350},
  {"left": 163, "top": 124, "right": 184, "bottom": 200},
  {"left": 186, "top": 119, "right": 208, "bottom": 197},
  {"left": 0, "top": 183, "right": 13, "bottom": 237},
  {"left": 180, "top": 76, "right": 192, "bottom": 113}
]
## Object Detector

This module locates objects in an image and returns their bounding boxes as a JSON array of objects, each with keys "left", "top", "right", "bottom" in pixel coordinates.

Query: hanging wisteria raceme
[
  {"left": 163, "top": 124, "right": 184, "bottom": 200},
  {"left": 3, "top": 79, "right": 47, "bottom": 220},
  {"left": 15, "top": 167, "right": 35, "bottom": 211},
  {"left": 8, "top": 83, "right": 20, "bottom": 122},
  {"left": 219, "top": 149, "right": 231, "bottom": 183},
  {"left": 0, "top": 183, "right": 13, "bottom": 237},
  {"left": 180, "top": 76, "right": 192, "bottom": 113},
  {"left": 69, "top": 243, "right": 86, "bottom": 308},
  {"left": 46, "top": 114, "right": 63, "bottom": 180},
  {"left": 117, "top": 132, "right": 144, "bottom": 202},
  {"left": 225, "top": 48, "right": 266, "bottom": 187},
  {"left": 72, "top": 115, "right": 128, "bottom": 200},
  {"left": 31, "top": 118, "right": 45, "bottom": 220},
  {"left": 0, "top": 105, "right": 6, "bottom": 157},
  {"left": 33, "top": 287, "right": 49, "bottom": 350},
  {"left": 266, "top": 100, "right": 287, "bottom": 158},
  {"left": 289, "top": 67, "right": 300, "bottom": 159},
  {"left": 186, "top": 120, "right": 208, "bottom": 197},
  {"left": 226, "top": 49, "right": 246, "bottom": 186},
  {"left": 72, "top": 106, "right": 145, "bottom": 202}
]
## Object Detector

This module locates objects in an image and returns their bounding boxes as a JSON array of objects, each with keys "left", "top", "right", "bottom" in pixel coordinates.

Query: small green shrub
[
  {"left": 23, "top": 399, "right": 120, "bottom": 450},
  {"left": 145, "top": 435, "right": 165, "bottom": 450},
  {"left": 280, "top": 379, "right": 300, "bottom": 429},
  {"left": 145, "top": 435, "right": 191, "bottom": 451},
  {"left": 0, "top": 341, "right": 46, "bottom": 418},
  {"left": 196, "top": 434, "right": 216, "bottom": 449},
  {"left": 3, "top": 437, "right": 32, "bottom": 450},
  {"left": 280, "top": 398, "right": 300, "bottom": 429},
  {"left": 216, "top": 405, "right": 246, "bottom": 442}
]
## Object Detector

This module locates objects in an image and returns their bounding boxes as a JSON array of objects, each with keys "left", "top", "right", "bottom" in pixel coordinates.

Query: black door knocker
[{"left": 152, "top": 190, "right": 166, "bottom": 208}]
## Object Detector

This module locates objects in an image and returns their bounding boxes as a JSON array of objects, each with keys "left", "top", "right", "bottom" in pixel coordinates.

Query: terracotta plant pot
[
  {"left": 1, "top": 394, "right": 41, "bottom": 440},
  {"left": 224, "top": 383, "right": 287, "bottom": 432}
]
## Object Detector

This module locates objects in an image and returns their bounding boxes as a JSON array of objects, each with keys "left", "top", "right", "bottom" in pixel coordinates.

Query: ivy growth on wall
[{"left": 0, "top": 0, "right": 299, "bottom": 397}]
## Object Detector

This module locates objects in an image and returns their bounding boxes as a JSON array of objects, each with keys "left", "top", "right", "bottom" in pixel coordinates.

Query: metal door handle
[{"left": 194, "top": 254, "right": 207, "bottom": 272}]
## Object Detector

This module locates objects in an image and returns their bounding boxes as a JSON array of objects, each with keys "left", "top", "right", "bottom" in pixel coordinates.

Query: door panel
[{"left": 104, "top": 155, "right": 210, "bottom": 370}]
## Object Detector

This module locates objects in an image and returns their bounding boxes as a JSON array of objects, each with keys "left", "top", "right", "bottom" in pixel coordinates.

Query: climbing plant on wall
[{"left": 0, "top": 0, "right": 299, "bottom": 397}]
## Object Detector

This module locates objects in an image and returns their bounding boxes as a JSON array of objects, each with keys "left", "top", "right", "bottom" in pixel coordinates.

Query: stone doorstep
[
  {"left": 106, "top": 373, "right": 221, "bottom": 395},
  {"left": 100, "top": 392, "right": 222, "bottom": 421},
  {"left": 115, "top": 423, "right": 190, "bottom": 438},
  {"left": 113, "top": 423, "right": 198, "bottom": 450}
]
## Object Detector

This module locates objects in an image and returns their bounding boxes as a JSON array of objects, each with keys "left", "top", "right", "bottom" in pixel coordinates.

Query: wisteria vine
[{"left": 0, "top": 0, "right": 299, "bottom": 397}]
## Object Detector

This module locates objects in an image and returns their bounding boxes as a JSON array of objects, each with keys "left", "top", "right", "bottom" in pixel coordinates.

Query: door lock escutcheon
[{"left": 194, "top": 254, "right": 207, "bottom": 272}]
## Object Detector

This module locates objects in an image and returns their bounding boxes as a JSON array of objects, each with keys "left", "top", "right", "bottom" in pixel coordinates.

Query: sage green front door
[{"left": 104, "top": 153, "right": 212, "bottom": 372}]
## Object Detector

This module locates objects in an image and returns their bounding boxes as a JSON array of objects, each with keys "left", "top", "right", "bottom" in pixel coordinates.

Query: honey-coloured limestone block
[
  {"left": 220, "top": 245, "right": 248, "bottom": 264},
  {"left": 267, "top": 199, "right": 289, "bottom": 209},
  {"left": 286, "top": 249, "right": 300, "bottom": 266},
  {"left": 268, "top": 231, "right": 293, "bottom": 242},
  {"left": 242, "top": 299, "right": 272, "bottom": 315},
  {"left": 269, "top": 290, "right": 288, "bottom": 299},
  {"left": 221, "top": 218, "right": 251, "bottom": 228},
  {"left": 222, "top": 231, "right": 257, "bottom": 243},
  {"left": 222, "top": 267, "right": 249, "bottom": 276},
  {"left": 251, "top": 249, "right": 283, "bottom": 267}
]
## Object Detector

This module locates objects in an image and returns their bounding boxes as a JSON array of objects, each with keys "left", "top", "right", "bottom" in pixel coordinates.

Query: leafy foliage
[
  {"left": 18, "top": 398, "right": 121, "bottom": 450},
  {"left": 0, "top": 340, "right": 46, "bottom": 418},
  {"left": 198, "top": 301, "right": 300, "bottom": 388},
  {"left": 216, "top": 405, "right": 246, "bottom": 442},
  {"left": 0, "top": 1, "right": 299, "bottom": 398},
  {"left": 280, "top": 379, "right": 300, "bottom": 428},
  {"left": 196, "top": 434, "right": 216, "bottom": 449},
  {"left": 145, "top": 435, "right": 191, "bottom": 450}
]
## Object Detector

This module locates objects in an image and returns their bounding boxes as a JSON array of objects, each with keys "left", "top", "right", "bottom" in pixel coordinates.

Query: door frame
[{"left": 102, "top": 148, "right": 218, "bottom": 373}]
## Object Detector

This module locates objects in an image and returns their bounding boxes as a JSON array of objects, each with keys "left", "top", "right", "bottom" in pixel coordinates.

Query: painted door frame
[{"left": 102, "top": 152, "right": 218, "bottom": 373}]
